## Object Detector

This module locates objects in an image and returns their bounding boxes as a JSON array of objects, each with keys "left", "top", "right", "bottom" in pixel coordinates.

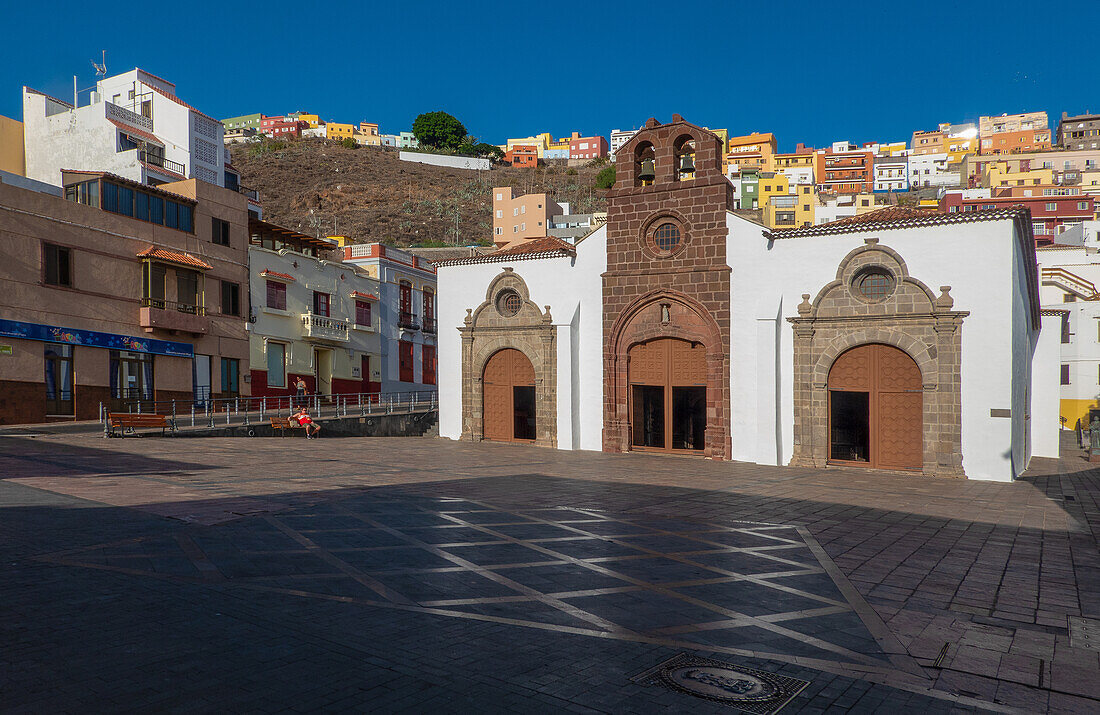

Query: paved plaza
[{"left": 0, "top": 431, "right": 1098, "bottom": 712}]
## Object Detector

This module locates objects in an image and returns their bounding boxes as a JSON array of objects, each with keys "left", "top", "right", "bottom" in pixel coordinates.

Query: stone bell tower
[{"left": 602, "top": 115, "right": 734, "bottom": 459}]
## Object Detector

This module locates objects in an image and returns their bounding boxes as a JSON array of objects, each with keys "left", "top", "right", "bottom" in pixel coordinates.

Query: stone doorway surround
[
  {"left": 788, "top": 239, "right": 968, "bottom": 477},
  {"left": 604, "top": 289, "right": 729, "bottom": 459},
  {"left": 458, "top": 268, "right": 557, "bottom": 447}
]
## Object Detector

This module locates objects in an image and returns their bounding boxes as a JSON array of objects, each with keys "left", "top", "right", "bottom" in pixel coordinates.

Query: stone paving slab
[{"left": 0, "top": 431, "right": 1098, "bottom": 711}]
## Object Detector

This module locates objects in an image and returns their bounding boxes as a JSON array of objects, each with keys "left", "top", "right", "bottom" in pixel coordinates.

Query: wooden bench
[
  {"left": 270, "top": 416, "right": 292, "bottom": 437},
  {"left": 106, "top": 413, "right": 175, "bottom": 437}
]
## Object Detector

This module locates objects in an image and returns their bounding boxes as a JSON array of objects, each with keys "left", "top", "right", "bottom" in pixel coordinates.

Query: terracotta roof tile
[
  {"left": 349, "top": 290, "right": 379, "bottom": 301},
  {"left": 768, "top": 205, "right": 1032, "bottom": 239},
  {"left": 108, "top": 119, "right": 163, "bottom": 145},
  {"left": 260, "top": 269, "right": 296, "bottom": 282},
  {"left": 140, "top": 160, "right": 186, "bottom": 180},
  {"left": 136, "top": 246, "right": 212, "bottom": 270},
  {"left": 434, "top": 236, "right": 576, "bottom": 267}
]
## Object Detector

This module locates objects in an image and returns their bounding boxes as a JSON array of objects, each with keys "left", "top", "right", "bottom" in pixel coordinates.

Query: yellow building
[
  {"left": 0, "top": 115, "right": 25, "bottom": 175},
  {"left": 727, "top": 132, "right": 777, "bottom": 172},
  {"left": 945, "top": 135, "right": 978, "bottom": 164},
  {"left": 356, "top": 122, "right": 381, "bottom": 146},
  {"left": 295, "top": 113, "right": 322, "bottom": 128},
  {"left": 757, "top": 172, "right": 791, "bottom": 208},
  {"left": 327, "top": 123, "right": 356, "bottom": 140},
  {"left": 981, "top": 161, "right": 1055, "bottom": 189},
  {"left": 506, "top": 133, "right": 552, "bottom": 157},
  {"left": 758, "top": 173, "right": 815, "bottom": 228},
  {"left": 877, "top": 141, "right": 907, "bottom": 157}
]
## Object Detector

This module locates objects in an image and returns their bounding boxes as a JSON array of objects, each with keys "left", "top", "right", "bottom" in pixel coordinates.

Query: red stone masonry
[{"left": 602, "top": 115, "right": 734, "bottom": 459}]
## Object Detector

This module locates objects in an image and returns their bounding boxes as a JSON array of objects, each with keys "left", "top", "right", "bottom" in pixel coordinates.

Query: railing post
[
  {"left": 235, "top": 397, "right": 239, "bottom": 415},
  {"left": 98, "top": 401, "right": 103, "bottom": 423},
  {"left": 226, "top": 406, "right": 230, "bottom": 425},
  {"left": 388, "top": 395, "right": 393, "bottom": 414},
  {"left": 172, "top": 400, "right": 176, "bottom": 423},
  {"left": 431, "top": 392, "right": 436, "bottom": 410},
  {"left": 412, "top": 392, "right": 417, "bottom": 410},
  {"left": 261, "top": 397, "right": 266, "bottom": 420},
  {"left": 136, "top": 400, "right": 142, "bottom": 415},
  {"left": 191, "top": 405, "right": 195, "bottom": 427}
]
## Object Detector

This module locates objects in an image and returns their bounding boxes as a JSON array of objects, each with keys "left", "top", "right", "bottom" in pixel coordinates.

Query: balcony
[
  {"left": 399, "top": 311, "right": 420, "bottom": 330},
  {"left": 239, "top": 185, "right": 260, "bottom": 202},
  {"left": 301, "top": 312, "right": 350, "bottom": 342},
  {"left": 422, "top": 317, "right": 437, "bottom": 334},
  {"left": 140, "top": 151, "right": 186, "bottom": 176},
  {"left": 140, "top": 299, "right": 209, "bottom": 335}
]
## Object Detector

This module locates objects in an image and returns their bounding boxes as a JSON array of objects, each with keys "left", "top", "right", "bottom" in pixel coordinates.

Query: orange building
[
  {"left": 816, "top": 148, "right": 874, "bottom": 194},
  {"left": 504, "top": 145, "right": 538, "bottom": 168},
  {"left": 492, "top": 187, "right": 562, "bottom": 247},
  {"left": 726, "top": 132, "right": 777, "bottom": 172},
  {"left": 980, "top": 128, "right": 1052, "bottom": 155}
]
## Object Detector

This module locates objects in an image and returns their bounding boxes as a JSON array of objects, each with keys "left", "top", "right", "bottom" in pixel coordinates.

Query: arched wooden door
[
  {"left": 628, "top": 338, "right": 707, "bottom": 452},
  {"left": 828, "top": 344, "right": 923, "bottom": 470},
  {"left": 483, "top": 349, "right": 536, "bottom": 442}
]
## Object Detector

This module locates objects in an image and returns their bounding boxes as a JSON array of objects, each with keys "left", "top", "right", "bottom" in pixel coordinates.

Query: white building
[
  {"left": 776, "top": 165, "right": 815, "bottom": 187},
  {"left": 814, "top": 194, "right": 861, "bottom": 224},
  {"left": 247, "top": 221, "right": 383, "bottom": 399},
  {"left": 874, "top": 156, "right": 909, "bottom": 192},
  {"left": 23, "top": 69, "right": 233, "bottom": 191},
  {"left": 609, "top": 128, "right": 639, "bottom": 159},
  {"left": 435, "top": 117, "right": 1057, "bottom": 481},
  {"left": 339, "top": 243, "right": 438, "bottom": 392},
  {"left": 908, "top": 153, "right": 962, "bottom": 189},
  {"left": 1035, "top": 237, "right": 1100, "bottom": 432}
]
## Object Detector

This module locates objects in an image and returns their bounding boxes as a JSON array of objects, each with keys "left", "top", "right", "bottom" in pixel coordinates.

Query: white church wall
[
  {"left": 436, "top": 227, "right": 607, "bottom": 448},
  {"left": 727, "top": 213, "right": 1033, "bottom": 481}
]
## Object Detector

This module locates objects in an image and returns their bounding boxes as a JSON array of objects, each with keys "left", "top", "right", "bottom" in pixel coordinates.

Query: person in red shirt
[{"left": 289, "top": 407, "right": 321, "bottom": 439}]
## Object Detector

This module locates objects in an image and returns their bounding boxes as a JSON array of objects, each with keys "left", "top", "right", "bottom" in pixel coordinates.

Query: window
[
  {"left": 1065, "top": 293, "right": 1077, "bottom": 302},
  {"left": 495, "top": 227, "right": 503, "bottom": 235},
  {"left": 1062, "top": 314, "right": 1071, "bottom": 343},
  {"left": 212, "top": 217, "right": 230, "bottom": 246},
  {"left": 266, "top": 342, "right": 286, "bottom": 387},
  {"left": 495, "top": 210, "right": 502, "bottom": 218},
  {"left": 855, "top": 268, "right": 893, "bottom": 302},
  {"left": 1080, "top": 201, "right": 1090, "bottom": 211},
  {"left": 422, "top": 345, "right": 436, "bottom": 385},
  {"left": 423, "top": 290, "right": 434, "bottom": 322},
  {"left": 355, "top": 300, "right": 372, "bottom": 327},
  {"left": 266, "top": 280, "right": 287, "bottom": 310},
  {"left": 653, "top": 223, "right": 682, "bottom": 253},
  {"left": 220, "top": 357, "right": 239, "bottom": 396},
  {"left": 64, "top": 180, "right": 99, "bottom": 207},
  {"left": 43, "top": 243, "right": 71, "bottom": 287},
  {"left": 521, "top": 205, "right": 526, "bottom": 214},
  {"left": 1061, "top": 364, "right": 1070, "bottom": 385},
  {"left": 221, "top": 281, "right": 240, "bottom": 316},
  {"left": 177, "top": 270, "right": 199, "bottom": 312},
  {"left": 496, "top": 289, "right": 522, "bottom": 317},
  {"left": 313, "top": 291, "right": 330, "bottom": 317}
]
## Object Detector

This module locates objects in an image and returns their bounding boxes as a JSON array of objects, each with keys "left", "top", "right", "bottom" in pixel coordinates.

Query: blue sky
[{"left": 2, "top": 0, "right": 1095, "bottom": 151}]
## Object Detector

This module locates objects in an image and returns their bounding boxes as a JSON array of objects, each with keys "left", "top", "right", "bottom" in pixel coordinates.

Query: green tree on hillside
[
  {"left": 595, "top": 166, "right": 616, "bottom": 189},
  {"left": 412, "top": 111, "right": 467, "bottom": 150}
]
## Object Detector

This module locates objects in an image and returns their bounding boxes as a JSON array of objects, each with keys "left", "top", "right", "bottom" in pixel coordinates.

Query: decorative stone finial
[
  {"left": 671, "top": 113, "right": 683, "bottom": 123},
  {"left": 464, "top": 308, "right": 473, "bottom": 325},
  {"left": 936, "top": 286, "right": 954, "bottom": 310},
  {"left": 543, "top": 305, "right": 553, "bottom": 322},
  {"left": 798, "top": 294, "right": 812, "bottom": 316},
  {"left": 503, "top": 267, "right": 513, "bottom": 273},
  {"left": 864, "top": 237, "right": 879, "bottom": 245},
  {"left": 645, "top": 117, "right": 659, "bottom": 128}
]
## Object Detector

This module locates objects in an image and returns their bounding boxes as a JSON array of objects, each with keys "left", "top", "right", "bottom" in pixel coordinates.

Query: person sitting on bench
[{"left": 289, "top": 407, "right": 321, "bottom": 439}]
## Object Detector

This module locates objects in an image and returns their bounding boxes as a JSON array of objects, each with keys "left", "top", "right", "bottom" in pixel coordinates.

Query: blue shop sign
[{"left": 0, "top": 319, "right": 194, "bottom": 358}]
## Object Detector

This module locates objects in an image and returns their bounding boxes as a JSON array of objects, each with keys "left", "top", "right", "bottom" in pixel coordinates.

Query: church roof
[
  {"left": 434, "top": 237, "right": 576, "bottom": 267},
  {"left": 766, "top": 205, "right": 1031, "bottom": 239}
]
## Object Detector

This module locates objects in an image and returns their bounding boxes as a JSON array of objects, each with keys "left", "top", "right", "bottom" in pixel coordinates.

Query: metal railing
[
  {"left": 103, "top": 390, "right": 437, "bottom": 434},
  {"left": 141, "top": 297, "right": 206, "bottom": 315},
  {"left": 139, "top": 151, "right": 186, "bottom": 175},
  {"left": 422, "top": 317, "right": 437, "bottom": 334},
  {"left": 399, "top": 311, "right": 420, "bottom": 330}
]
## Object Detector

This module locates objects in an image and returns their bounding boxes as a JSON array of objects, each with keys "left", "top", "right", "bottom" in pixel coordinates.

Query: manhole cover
[
  {"left": 1069, "top": 616, "right": 1100, "bottom": 652},
  {"left": 632, "top": 653, "right": 809, "bottom": 713}
]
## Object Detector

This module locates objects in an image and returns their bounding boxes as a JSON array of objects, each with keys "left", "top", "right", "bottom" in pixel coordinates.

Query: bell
[
  {"left": 679, "top": 153, "right": 696, "bottom": 174},
  {"left": 639, "top": 158, "right": 655, "bottom": 182}
]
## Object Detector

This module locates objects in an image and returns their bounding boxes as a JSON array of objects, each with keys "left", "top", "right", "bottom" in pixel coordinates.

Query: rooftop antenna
[{"left": 92, "top": 51, "right": 107, "bottom": 79}]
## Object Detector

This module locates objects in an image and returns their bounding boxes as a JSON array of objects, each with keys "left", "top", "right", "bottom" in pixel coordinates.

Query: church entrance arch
[
  {"left": 828, "top": 344, "right": 922, "bottom": 470},
  {"left": 482, "top": 349, "right": 536, "bottom": 442},
  {"left": 628, "top": 338, "right": 707, "bottom": 452}
]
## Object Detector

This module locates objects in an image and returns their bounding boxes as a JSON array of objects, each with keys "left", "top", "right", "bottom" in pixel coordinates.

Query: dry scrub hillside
[{"left": 229, "top": 138, "right": 610, "bottom": 247}]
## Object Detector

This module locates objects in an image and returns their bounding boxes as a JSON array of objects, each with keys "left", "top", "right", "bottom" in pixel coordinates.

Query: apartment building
[
  {"left": 979, "top": 112, "right": 1051, "bottom": 155},
  {"left": 908, "top": 153, "right": 962, "bottom": 188},
  {"left": 23, "top": 69, "right": 232, "bottom": 190},
  {"left": 773, "top": 145, "right": 816, "bottom": 185},
  {"left": 263, "top": 118, "right": 306, "bottom": 138},
  {"left": 1058, "top": 112, "right": 1100, "bottom": 151},
  {"left": 941, "top": 188, "right": 1095, "bottom": 243},
  {"left": 0, "top": 115, "right": 24, "bottom": 175},
  {"left": 356, "top": 122, "right": 381, "bottom": 146},
  {"left": 338, "top": 243, "right": 438, "bottom": 391},
  {"left": 0, "top": 173, "right": 251, "bottom": 424},
  {"left": 874, "top": 155, "right": 909, "bottom": 192},
  {"left": 567, "top": 133, "right": 609, "bottom": 160},
  {"left": 223, "top": 113, "right": 264, "bottom": 133},
  {"left": 492, "top": 187, "right": 561, "bottom": 245},
  {"left": 910, "top": 123, "right": 977, "bottom": 162},
  {"left": 609, "top": 128, "right": 639, "bottom": 159},
  {"left": 247, "top": 221, "right": 382, "bottom": 399},
  {"left": 816, "top": 142, "right": 874, "bottom": 193},
  {"left": 962, "top": 149, "right": 1100, "bottom": 188},
  {"left": 504, "top": 145, "right": 538, "bottom": 168},
  {"left": 506, "top": 133, "right": 552, "bottom": 157},
  {"left": 727, "top": 132, "right": 777, "bottom": 172},
  {"left": 326, "top": 122, "right": 356, "bottom": 141}
]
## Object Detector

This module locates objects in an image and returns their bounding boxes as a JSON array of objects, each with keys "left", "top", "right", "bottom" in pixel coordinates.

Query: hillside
[{"left": 228, "top": 138, "right": 609, "bottom": 247}]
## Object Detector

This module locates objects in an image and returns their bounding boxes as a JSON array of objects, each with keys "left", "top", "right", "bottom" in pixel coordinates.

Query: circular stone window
[
  {"left": 853, "top": 268, "right": 894, "bottom": 302},
  {"left": 496, "top": 289, "right": 522, "bottom": 317},
  {"left": 653, "top": 223, "right": 682, "bottom": 252}
]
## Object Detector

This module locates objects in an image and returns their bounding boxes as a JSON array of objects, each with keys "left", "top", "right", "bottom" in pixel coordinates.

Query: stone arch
[
  {"left": 459, "top": 268, "right": 556, "bottom": 447},
  {"left": 604, "top": 288, "right": 729, "bottom": 458},
  {"left": 788, "top": 239, "right": 968, "bottom": 477}
]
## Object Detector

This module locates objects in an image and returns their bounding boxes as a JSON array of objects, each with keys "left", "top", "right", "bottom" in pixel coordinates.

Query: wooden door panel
[
  {"left": 510, "top": 351, "right": 535, "bottom": 385},
  {"left": 628, "top": 340, "right": 666, "bottom": 386},
  {"left": 828, "top": 344, "right": 871, "bottom": 390},
  {"left": 670, "top": 341, "right": 707, "bottom": 386},
  {"left": 876, "top": 391, "right": 923, "bottom": 469},
  {"left": 483, "top": 384, "right": 511, "bottom": 441},
  {"left": 875, "top": 344, "right": 922, "bottom": 390}
]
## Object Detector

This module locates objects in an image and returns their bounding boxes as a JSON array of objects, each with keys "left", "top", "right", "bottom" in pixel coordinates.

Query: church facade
[{"left": 436, "top": 117, "right": 1059, "bottom": 482}]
